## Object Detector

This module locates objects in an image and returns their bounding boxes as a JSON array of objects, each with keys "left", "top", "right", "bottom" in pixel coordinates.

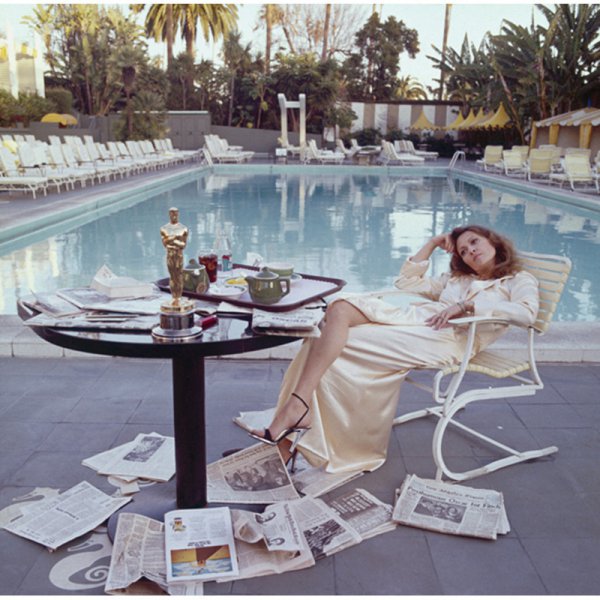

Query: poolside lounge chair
[
  {"left": 371, "top": 250, "right": 571, "bottom": 481},
  {"left": 164, "top": 137, "right": 203, "bottom": 161},
  {"left": 204, "top": 136, "right": 248, "bottom": 163},
  {"left": 16, "top": 142, "right": 76, "bottom": 192},
  {"left": 395, "top": 140, "right": 439, "bottom": 160},
  {"left": 0, "top": 146, "right": 48, "bottom": 198},
  {"left": 336, "top": 139, "right": 357, "bottom": 159},
  {"left": 304, "top": 140, "right": 344, "bottom": 165},
  {"left": 476, "top": 145, "right": 503, "bottom": 172},
  {"left": 278, "top": 137, "right": 302, "bottom": 157},
  {"left": 380, "top": 141, "right": 425, "bottom": 166},
  {"left": 565, "top": 147, "right": 591, "bottom": 159},
  {"left": 511, "top": 145, "right": 530, "bottom": 163},
  {"left": 550, "top": 155, "right": 600, "bottom": 192},
  {"left": 526, "top": 149, "right": 553, "bottom": 183},
  {"left": 501, "top": 149, "right": 526, "bottom": 178}
]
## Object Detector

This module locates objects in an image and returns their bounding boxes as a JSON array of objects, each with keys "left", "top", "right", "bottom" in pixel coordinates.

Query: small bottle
[{"left": 214, "top": 228, "right": 233, "bottom": 272}]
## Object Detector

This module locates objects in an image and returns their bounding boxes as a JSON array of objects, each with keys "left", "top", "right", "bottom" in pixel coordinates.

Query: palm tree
[
  {"left": 395, "top": 75, "right": 428, "bottom": 100},
  {"left": 222, "top": 31, "right": 252, "bottom": 126},
  {"left": 438, "top": 4, "right": 452, "bottom": 100},
  {"left": 321, "top": 4, "right": 332, "bottom": 62},
  {"left": 130, "top": 4, "right": 176, "bottom": 69}
]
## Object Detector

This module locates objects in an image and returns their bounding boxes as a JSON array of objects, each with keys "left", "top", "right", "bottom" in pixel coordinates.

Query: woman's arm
[{"left": 411, "top": 233, "right": 454, "bottom": 262}]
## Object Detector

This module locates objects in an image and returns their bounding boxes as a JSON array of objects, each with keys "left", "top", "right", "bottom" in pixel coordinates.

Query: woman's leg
[{"left": 262, "top": 300, "right": 370, "bottom": 441}]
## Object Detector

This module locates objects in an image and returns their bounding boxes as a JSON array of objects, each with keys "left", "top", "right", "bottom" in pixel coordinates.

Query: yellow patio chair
[
  {"left": 476, "top": 145, "right": 503, "bottom": 172},
  {"left": 550, "top": 154, "right": 600, "bottom": 192},
  {"left": 501, "top": 149, "right": 526, "bottom": 178},
  {"left": 372, "top": 250, "right": 572, "bottom": 481},
  {"left": 527, "top": 149, "right": 553, "bottom": 183},
  {"left": 511, "top": 145, "right": 530, "bottom": 163}
]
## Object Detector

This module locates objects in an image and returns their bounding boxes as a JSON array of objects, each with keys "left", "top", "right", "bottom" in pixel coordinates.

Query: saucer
[
  {"left": 290, "top": 273, "right": 303, "bottom": 284},
  {"left": 208, "top": 285, "right": 246, "bottom": 299}
]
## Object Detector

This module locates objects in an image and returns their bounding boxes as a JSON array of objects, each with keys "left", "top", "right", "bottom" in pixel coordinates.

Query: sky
[{"left": 1, "top": 1, "right": 540, "bottom": 89}]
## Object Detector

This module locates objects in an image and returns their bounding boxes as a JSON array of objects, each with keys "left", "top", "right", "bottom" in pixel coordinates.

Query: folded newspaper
[
  {"left": 252, "top": 307, "right": 323, "bottom": 337},
  {"left": 83, "top": 432, "right": 175, "bottom": 483},
  {"left": 90, "top": 264, "right": 155, "bottom": 299},
  {"left": 392, "top": 474, "right": 510, "bottom": 540},
  {"left": 2, "top": 481, "right": 131, "bottom": 550}
]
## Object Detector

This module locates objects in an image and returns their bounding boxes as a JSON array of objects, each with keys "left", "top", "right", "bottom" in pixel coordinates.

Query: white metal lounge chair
[
  {"left": 526, "top": 149, "right": 553, "bottom": 183},
  {"left": 371, "top": 250, "right": 572, "bottom": 482},
  {"left": 476, "top": 145, "right": 503, "bottom": 172},
  {"left": 380, "top": 141, "right": 425, "bottom": 166},
  {"left": 304, "top": 140, "right": 344, "bottom": 165},
  {"left": 501, "top": 149, "right": 527, "bottom": 178},
  {"left": 550, "top": 155, "right": 600, "bottom": 192},
  {"left": 336, "top": 139, "right": 357, "bottom": 159},
  {"left": 204, "top": 136, "right": 247, "bottom": 163},
  {"left": 0, "top": 146, "right": 49, "bottom": 198},
  {"left": 396, "top": 140, "right": 439, "bottom": 160},
  {"left": 16, "top": 142, "right": 76, "bottom": 192}
]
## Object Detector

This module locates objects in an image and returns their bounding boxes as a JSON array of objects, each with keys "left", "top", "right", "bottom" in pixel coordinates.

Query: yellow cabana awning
[
  {"left": 444, "top": 110, "right": 465, "bottom": 130},
  {"left": 477, "top": 103, "right": 512, "bottom": 129},
  {"left": 534, "top": 107, "right": 597, "bottom": 128},
  {"left": 465, "top": 108, "right": 492, "bottom": 129},
  {"left": 410, "top": 109, "right": 439, "bottom": 131},
  {"left": 455, "top": 109, "right": 477, "bottom": 129}
]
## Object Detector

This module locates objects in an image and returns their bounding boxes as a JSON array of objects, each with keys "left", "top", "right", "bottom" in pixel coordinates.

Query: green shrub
[
  {"left": 344, "top": 127, "right": 381, "bottom": 146},
  {"left": 0, "top": 90, "right": 19, "bottom": 126}
]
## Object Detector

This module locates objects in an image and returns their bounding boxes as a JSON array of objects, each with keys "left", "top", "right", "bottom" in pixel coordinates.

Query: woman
[{"left": 250, "top": 225, "right": 539, "bottom": 473}]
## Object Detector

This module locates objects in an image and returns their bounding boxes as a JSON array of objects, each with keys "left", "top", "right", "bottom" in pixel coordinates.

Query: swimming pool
[{"left": 1, "top": 169, "right": 599, "bottom": 320}]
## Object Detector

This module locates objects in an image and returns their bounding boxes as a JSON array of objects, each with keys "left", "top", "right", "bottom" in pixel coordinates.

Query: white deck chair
[
  {"left": 204, "top": 136, "right": 246, "bottom": 163},
  {"left": 501, "top": 149, "right": 527, "bottom": 178},
  {"left": 550, "top": 154, "right": 600, "bottom": 192},
  {"left": 304, "top": 140, "right": 345, "bottom": 165},
  {"left": 476, "top": 145, "right": 503, "bottom": 172},
  {"left": 380, "top": 141, "right": 425, "bottom": 166},
  {"left": 372, "top": 251, "right": 572, "bottom": 482},
  {"left": 16, "top": 142, "right": 76, "bottom": 192},
  {"left": 396, "top": 139, "right": 439, "bottom": 160},
  {"left": 336, "top": 139, "right": 357, "bottom": 158},
  {"left": 0, "top": 146, "right": 48, "bottom": 198}
]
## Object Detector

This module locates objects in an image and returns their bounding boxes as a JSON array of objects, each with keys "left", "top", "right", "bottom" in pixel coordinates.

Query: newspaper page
[
  {"left": 207, "top": 444, "right": 300, "bottom": 505},
  {"left": 325, "top": 488, "right": 396, "bottom": 540},
  {"left": 90, "top": 264, "right": 155, "bottom": 299},
  {"left": 392, "top": 475, "right": 509, "bottom": 540},
  {"left": 288, "top": 496, "right": 362, "bottom": 560},
  {"left": 232, "top": 408, "right": 275, "bottom": 434},
  {"left": 231, "top": 503, "right": 303, "bottom": 553},
  {"left": 164, "top": 507, "right": 239, "bottom": 583},
  {"left": 98, "top": 433, "right": 175, "bottom": 482},
  {"left": 83, "top": 440, "right": 139, "bottom": 482},
  {"left": 105, "top": 513, "right": 204, "bottom": 596},
  {"left": 3, "top": 481, "right": 131, "bottom": 550},
  {"left": 23, "top": 292, "right": 83, "bottom": 317},
  {"left": 217, "top": 505, "right": 314, "bottom": 582},
  {"left": 23, "top": 311, "right": 160, "bottom": 331},
  {"left": 252, "top": 307, "right": 323, "bottom": 338},
  {"left": 290, "top": 458, "right": 364, "bottom": 498}
]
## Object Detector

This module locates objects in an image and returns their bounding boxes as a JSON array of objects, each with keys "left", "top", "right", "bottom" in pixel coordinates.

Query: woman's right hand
[{"left": 431, "top": 233, "right": 454, "bottom": 254}]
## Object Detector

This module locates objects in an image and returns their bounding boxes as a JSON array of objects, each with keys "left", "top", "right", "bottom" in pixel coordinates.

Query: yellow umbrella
[
  {"left": 459, "top": 108, "right": 490, "bottom": 130},
  {"left": 41, "top": 113, "right": 78, "bottom": 126},
  {"left": 455, "top": 108, "right": 477, "bottom": 129}
]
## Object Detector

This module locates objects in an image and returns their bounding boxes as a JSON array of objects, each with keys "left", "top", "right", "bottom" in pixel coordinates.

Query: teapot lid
[
  {"left": 253, "top": 266, "right": 278, "bottom": 280},
  {"left": 185, "top": 258, "right": 203, "bottom": 270}
]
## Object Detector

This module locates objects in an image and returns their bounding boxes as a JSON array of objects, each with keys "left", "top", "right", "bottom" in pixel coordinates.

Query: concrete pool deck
[{"left": 1, "top": 157, "right": 600, "bottom": 595}]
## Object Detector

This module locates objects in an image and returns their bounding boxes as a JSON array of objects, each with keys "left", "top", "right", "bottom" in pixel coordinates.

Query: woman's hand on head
[
  {"left": 432, "top": 233, "right": 454, "bottom": 254},
  {"left": 425, "top": 304, "right": 464, "bottom": 330}
]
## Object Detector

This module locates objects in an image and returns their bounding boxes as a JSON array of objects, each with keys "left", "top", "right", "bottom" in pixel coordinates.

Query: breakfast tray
[{"left": 156, "top": 264, "right": 346, "bottom": 312}]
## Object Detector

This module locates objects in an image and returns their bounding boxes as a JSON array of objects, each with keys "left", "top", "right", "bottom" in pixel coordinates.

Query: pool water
[{"left": 1, "top": 171, "right": 599, "bottom": 320}]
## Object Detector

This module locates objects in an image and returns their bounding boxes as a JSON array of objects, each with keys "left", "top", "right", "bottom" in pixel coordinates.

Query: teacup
[{"left": 266, "top": 262, "right": 294, "bottom": 278}]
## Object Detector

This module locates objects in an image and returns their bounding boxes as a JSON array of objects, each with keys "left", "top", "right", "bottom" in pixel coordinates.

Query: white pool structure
[{"left": 1, "top": 164, "right": 599, "bottom": 323}]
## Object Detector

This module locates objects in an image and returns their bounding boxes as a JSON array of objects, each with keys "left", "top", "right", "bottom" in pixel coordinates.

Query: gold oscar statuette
[{"left": 151, "top": 207, "right": 202, "bottom": 342}]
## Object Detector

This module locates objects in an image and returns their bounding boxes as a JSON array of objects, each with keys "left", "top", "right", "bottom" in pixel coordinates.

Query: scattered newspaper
[
  {"left": 97, "top": 433, "right": 175, "bottom": 482},
  {"left": 207, "top": 444, "right": 300, "bottom": 504},
  {"left": 165, "top": 507, "right": 239, "bottom": 583},
  {"left": 23, "top": 292, "right": 83, "bottom": 317},
  {"left": 2, "top": 481, "right": 131, "bottom": 550},
  {"left": 23, "top": 311, "right": 160, "bottom": 331},
  {"left": 325, "top": 488, "right": 396, "bottom": 540},
  {"left": 105, "top": 513, "right": 204, "bottom": 596},
  {"left": 392, "top": 475, "right": 510, "bottom": 540},
  {"left": 0, "top": 488, "right": 60, "bottom": 528},
  {"left": 90, "top": 264, "right": 155, "bottom": 299},
  {"left": 217, "top": 505, "right": 314, "bottom": 582},
  {"left": 291, "top": 459, "right": 364, "bottom": 498},
  {"left": 288, "top": 496, "right": 362, "bottom": 560},
  {"left": 232, "top": 408, "right": 275, "bottom": 434},
  {"left": 231, "top": 503, "right": 304, "bottom": 553},
  {"left": 56, "top": 288, "right": 170, "bottom": 315},
  {"left": 252, "top": 307, "right": 323, "bottom": 337}
]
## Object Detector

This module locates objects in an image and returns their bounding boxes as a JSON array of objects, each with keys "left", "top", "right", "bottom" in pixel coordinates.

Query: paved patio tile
[
  {"left": 427, "top": 536, "right": 546, "bottom": 594},
  {"left": 521, "top": 537, "right": 600, "bottom": 594},
  {"left": 0, "top": 529, "right": 43, "bottom": 595}
]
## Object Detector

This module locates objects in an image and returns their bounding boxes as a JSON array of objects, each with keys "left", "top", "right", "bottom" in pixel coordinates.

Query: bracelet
[{"left": 457, "top": 300, "right": 472, "bottom": 315}]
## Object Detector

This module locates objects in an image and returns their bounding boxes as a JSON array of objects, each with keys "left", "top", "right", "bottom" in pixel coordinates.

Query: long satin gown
[{"left": 275, "top": 258, "right": 539, "bottom": 473}]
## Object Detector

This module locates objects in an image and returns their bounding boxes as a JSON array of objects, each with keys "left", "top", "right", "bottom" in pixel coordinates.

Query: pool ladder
[{"left": 449, "top": 150, "right": 466, "bottom": 170}]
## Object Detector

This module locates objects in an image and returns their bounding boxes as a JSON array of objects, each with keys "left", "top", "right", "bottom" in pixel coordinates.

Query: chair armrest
[{"left": 449, "top": 315, "right": 531, "bottom": 329}]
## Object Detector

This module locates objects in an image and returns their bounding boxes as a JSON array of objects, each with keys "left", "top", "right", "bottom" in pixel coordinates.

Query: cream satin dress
[{"left": 275, "top": 258, "right": 539, "bottom": 474}]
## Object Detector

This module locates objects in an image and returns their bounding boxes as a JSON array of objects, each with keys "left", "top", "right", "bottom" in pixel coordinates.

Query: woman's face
[{"left": 456, "top": 230, "right": 497, "bottom": 277}]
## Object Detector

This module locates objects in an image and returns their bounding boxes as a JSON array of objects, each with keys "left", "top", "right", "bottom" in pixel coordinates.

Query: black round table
[{"left": 18, "top": 300, "right": 297, "bottom": 511}]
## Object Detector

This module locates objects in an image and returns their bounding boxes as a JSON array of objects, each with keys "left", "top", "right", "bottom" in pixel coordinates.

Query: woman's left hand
[{"left": 425, "top": 304, "right": 464, "bottom": 330}]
